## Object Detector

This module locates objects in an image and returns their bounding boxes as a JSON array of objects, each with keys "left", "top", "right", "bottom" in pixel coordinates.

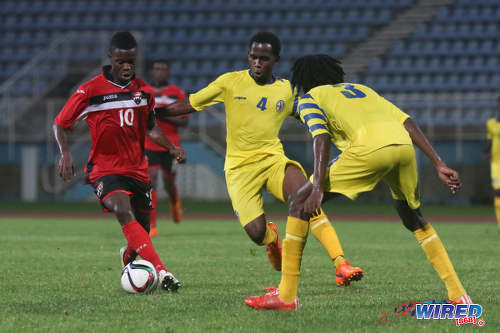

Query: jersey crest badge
[
  {"left": 276, "top": 100, "right": 285, "bottom": 113},
  {"left": 132, "top": 91, "right": 143, "bottom": 105}
]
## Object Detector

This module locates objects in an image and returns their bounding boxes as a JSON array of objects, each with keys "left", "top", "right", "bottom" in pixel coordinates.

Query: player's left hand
[
  {"left": 436, "top": 163, "right": 461, "bottom": 195},
  {"left": 171, "top": 147, "right": 187, "bottom": 164},
  {"left": 304, "top": 186, "right": 324, "bottom": 215}
]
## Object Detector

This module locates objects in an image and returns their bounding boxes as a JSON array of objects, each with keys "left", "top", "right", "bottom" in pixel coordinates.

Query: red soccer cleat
[
  {"left": 245, "top": 288, "right": 299, "bottom": 311},
  {"left": 335, "top": 260, "right": 364, "bottom": 286},
  {"left": 266, "top": 222, "right": 282, "bottom": 271}
]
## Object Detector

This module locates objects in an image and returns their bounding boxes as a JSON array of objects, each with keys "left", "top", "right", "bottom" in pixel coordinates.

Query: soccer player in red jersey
[
  {"left": 53, "top": 31, "right": 186, "bottom": 291},
  {"left": 145, "top": 59, "right": 188, "bottom": 236}
]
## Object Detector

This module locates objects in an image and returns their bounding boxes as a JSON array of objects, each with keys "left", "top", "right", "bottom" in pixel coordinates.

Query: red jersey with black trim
[
  {"left": 144, "top": 84, "right": 187, "bottom": 151},
  {"left": 54, "top": 66, "right": 155, "bottom": 184}
]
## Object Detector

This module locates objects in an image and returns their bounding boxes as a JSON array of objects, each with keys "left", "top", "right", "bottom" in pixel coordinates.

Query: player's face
[
  {"left": 109, "top": 48, "right": 137, "bottom": 86},
  {"left": 248, "top": 42, "right": 279, "bottom": 84},
  {"left": 152, "top": 62, "right": 170, "bottom": 86}
]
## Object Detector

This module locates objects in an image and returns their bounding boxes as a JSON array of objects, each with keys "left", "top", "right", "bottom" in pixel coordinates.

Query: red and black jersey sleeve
[{"left": 54, "top": 85, "right": 90, "bottom": 130}]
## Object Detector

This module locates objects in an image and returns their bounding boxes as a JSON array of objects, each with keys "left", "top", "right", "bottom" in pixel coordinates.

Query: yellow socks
[
  {"left": 261, "top": 223, "right": 278, "bottom": 245},
  {"left": 413, "top": 224, "right": 466, "bottom": 302},
  {"left": 310, "top": 210, "right": 345, "bottom": 268},
  {"left": 278, "top": 216, "right": 309, "bottom": 302},
  {"left": 333, "top": 256, "right": 345, "bottom": 270},
  {"left": 494, "top": 197, "right": 500, "bottom": 229}
]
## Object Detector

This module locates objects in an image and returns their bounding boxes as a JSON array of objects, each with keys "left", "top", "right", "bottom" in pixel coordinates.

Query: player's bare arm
[
  {"left": 155, "top": 99, "right": 196, "bottom": 119},
  {"left": 53, "top": 123, "right": 76, "bottom": 181},
  {"left": 146, "top": 123, "right": 186, "bottom": 163},
  {"left": 304, "top": 133, "right": 331, "bottom": 214},
  {"left": 484, "top": 140, "right": 492, "bottom": 161},
  {"left": 160, "top": 115, "right": 189, "bottom": 127},
  {"left": 403, "top": 117, "right": 461, "bottom": 194}
]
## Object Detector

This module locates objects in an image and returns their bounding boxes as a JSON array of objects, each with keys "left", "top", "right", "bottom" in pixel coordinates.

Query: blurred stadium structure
[{"left": 0, "top": 0, "right": 498, "bottom": 204}]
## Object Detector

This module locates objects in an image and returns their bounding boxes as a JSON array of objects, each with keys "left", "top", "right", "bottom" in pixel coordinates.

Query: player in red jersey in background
[
  {"left": 145, "top": 59, "right": 188, "bottom": 236},
  {"left": 53, "top": 31, "right": 186, "bottom": 291}
]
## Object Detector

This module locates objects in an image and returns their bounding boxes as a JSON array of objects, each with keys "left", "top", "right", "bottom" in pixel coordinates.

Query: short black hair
[
  {"left": 249, "top": 31, "right": 281, "bottom": 57},
  {"left": 108, "top": 31, "right": 137, "bottom": 54},
  {"left": 152, "top": 59, "right": 170, "bottom": 67},
  {"left": 291, "top": 54, "right": 345, "bottom": 94}
]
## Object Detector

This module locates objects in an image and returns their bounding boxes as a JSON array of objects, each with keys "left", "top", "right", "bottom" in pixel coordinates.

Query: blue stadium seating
[
  {"left": 363, "top": 1, "right": 500, "bottom": 95},
  {"left": 2, "top": 0, "right": 499, "bottom": 129},
  {"left": 1, "top": 0, "right": 406, "bottom": 93}
]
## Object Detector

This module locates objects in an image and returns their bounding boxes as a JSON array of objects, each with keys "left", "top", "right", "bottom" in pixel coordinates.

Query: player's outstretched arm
[
  {"left": 162, "top": 116, "right": 189, "bottom": 128},
  {"left": 53, "top": 124, "right": 76, "bottom": 181},
  {"left": 403, "top": 118, "right": 461, "bottom": 194},
  {"left": 304, "top": 133, "right": 331, "bottom": 214},
  {"left": 147, "top": 123, "right": 186, "bottom": 163},
  {"left": 155, "top": 99, "right": 196, "bottom": 120}
]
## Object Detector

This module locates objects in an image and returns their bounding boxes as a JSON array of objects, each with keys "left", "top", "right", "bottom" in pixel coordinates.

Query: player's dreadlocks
[
  {"left": 291, "top": 54, "right": 345, "bottom": 94},
  {"left": 108, "top": 31, "right": 137, "bottom": 54}
]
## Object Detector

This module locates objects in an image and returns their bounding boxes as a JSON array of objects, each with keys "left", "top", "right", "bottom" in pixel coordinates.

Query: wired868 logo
[
  {"left": 378, "top": 299, "right": 485, "bottom": 327},
  {"left": 416, "top": 301, "right": 485, "bottom": 327}
]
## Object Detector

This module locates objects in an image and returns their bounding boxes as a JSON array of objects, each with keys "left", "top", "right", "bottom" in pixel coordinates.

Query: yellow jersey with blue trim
[
  {"left": 189, "top": 70, "right": 298, "bottom": 170},
  {"left": 298, "top": 83, "right": 412, "bottom": 155}
]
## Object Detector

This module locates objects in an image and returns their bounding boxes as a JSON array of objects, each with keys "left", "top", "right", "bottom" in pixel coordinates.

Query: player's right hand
[
  {"left": 304, "top": 186, "right": 324, "bottom": 215},
  {"left": 171, "top": 147, "right": 187, "bottom": 164},
  {"left": 436, "top": 163, "right": 461, "bottom": 195},
  {"left": 58, "top": 153, "right": 76, "bottom": 181}
]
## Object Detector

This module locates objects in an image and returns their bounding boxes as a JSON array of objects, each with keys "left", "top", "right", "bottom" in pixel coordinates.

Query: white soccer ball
[{"left": 121, "top": 260, "right": 158, "bottom": 294}]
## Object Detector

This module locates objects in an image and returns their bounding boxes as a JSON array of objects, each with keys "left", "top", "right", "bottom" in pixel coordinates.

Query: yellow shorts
[
  {"left": 491, "top": 163, "right": 500, "bottom": 190},
  {"left": 314, "top": 144, "right": 421, "bottom": 209},
  {"left": 225, "top": 154, "right": 305, "bottom": 226}
]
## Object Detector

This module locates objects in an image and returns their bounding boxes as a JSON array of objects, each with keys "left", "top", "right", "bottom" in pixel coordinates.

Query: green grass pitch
[{"left": 1, "top": 216, "right": 498, "bottom": 332}]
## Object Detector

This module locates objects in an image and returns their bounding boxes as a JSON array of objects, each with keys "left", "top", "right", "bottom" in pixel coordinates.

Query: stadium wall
[{"left": 0, "top": 140, "right": 492, "bottom": 205}]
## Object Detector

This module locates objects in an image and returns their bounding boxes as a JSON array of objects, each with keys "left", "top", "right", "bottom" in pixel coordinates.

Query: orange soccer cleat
[
  {"left": 170, "top": 198, "right": 183, "bottom": 224},
  {"left": 245, "top": 288, "right": 299, "bottom": 311},
  {"left": 265, "top": 222, "right": 282, "bottom": 271},
  {"left": 149, "top": 226, "right": 158, "bottom": 237},
  {"left": 335, "top": 260, "right": 364, "bottom": 286}
]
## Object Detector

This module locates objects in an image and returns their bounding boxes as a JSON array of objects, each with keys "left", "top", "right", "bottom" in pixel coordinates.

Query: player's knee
[
  {"left": 244, "top": 219, "right": 267, "bottom": 244},
  {"left": 105, "top": 200, "right": 133, "bottom": 223},
  {"left": 394, "top": 200, "right": 427, "bottom": 232},
  {"left": 115, "top": 208, "right": 134, "bottom": 223}
]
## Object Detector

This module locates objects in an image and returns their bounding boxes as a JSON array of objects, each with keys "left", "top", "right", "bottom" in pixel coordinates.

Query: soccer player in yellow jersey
[
  {"left": 485, "top": 97, "right": 500, "bottom": 230},
  {"left": 157, "top": 33, "right": 362, "bottom": 281},
  {"left": 246, "top": 54, "right": 472, "bottom": 311}
]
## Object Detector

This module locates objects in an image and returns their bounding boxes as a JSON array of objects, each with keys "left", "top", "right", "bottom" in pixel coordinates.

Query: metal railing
[{"left": 0, "top": 31, "right": 110, "bottom": 160}]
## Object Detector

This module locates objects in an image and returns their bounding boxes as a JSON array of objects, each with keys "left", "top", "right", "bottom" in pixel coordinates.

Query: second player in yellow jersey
[{"left": 190, "top": 69, "right": 297, "bottom": 170}]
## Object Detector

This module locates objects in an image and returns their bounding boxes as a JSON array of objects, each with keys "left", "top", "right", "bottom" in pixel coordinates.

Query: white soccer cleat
[{"left": 158, "top": 270, "right": 182, "bottom": 292}]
